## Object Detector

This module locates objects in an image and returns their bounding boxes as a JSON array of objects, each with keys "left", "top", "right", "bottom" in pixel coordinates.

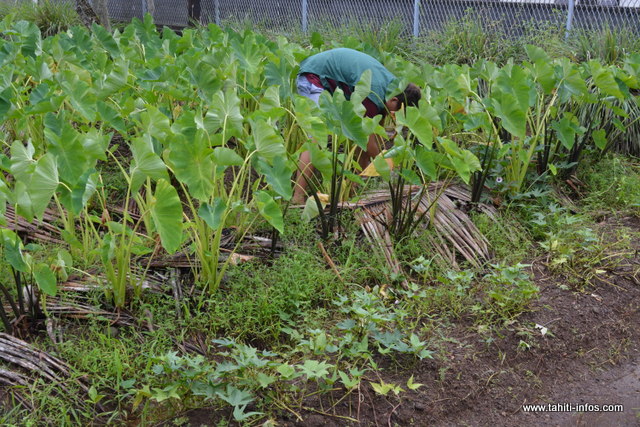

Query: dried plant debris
[
  {"left": 355, "top": 203, "right": 408, "bottom": 288},
  {"left": 45, "top": 297, "right": 135, "bottom": 327},
  {"left": 0, "top": 333, "right": 103, "bottom": 413},
  {"left": 147, "top": 233, "right": 277, "bottom": 269},
  {"left": 352, "top": 183, "right": 494, "bottom": 272},
  {"left": 2, "top": 206, "right": 62, "bottom": 244},
  {"left": 60, "top": 268, "right": 167, "bottom": 294}
]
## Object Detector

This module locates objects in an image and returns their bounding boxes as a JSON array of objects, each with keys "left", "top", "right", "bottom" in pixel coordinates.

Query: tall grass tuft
[
  {"left": 570, "top": 24, "right": 640, "bottom": 65},
  {"left": 412, "top": 11, "right": 567, "bottom": 65},
  {"left": 0, "top": 0, "right": 81, "bottom": 37},
  {"left": 416, "top": 13, "right": 507, "bottom": 65}
]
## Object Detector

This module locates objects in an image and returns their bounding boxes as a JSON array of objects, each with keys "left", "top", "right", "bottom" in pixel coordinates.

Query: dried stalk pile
[
  {"left": 2, "top": 206, "right": 62, "bottom": 244},
  {"left": 352, "top": 183, "right": 495, "bottom": 277},
  {"left": 0, "top": 333, "right": 102, "bottom": 412},
  {"left": 147, "top": 233, "right": 279, "bottom": 268},
  {"left": 356, "top": 202, "right": 406, "bottom": 284},
  {"left": 45, "top": 297, "right": 135, "bottom": 327}
]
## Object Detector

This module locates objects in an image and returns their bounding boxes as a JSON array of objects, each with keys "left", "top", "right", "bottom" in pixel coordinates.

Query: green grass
[
  {"left": 579, "top": 155, "right": 640, "bottom": 215},
  {"left": 0, "top": 0, "right": 81, "bottom": 37},
  {"left": 195, "top": 213, "right": 358, "bottom": 344},
  {"left": 473, "top": 211, "right": 533, "bottom": 265},
  {"left": 570, "top": 24, "right": 640, "bottom": 65}
]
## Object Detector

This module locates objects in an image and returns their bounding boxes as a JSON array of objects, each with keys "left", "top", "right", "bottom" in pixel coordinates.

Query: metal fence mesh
[{"left": 98, "top": 0, "right": 639, "bottom": 37}]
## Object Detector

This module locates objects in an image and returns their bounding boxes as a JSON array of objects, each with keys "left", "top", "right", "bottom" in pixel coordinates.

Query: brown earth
[{"left": 173, "top": 216, "right": 640, "bottom": 427}]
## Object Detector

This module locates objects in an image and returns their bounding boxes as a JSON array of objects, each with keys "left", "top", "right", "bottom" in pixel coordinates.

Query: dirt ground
[
  {"left": 293, "top": 215, "right": 640, "bottom": 426},
  {"left": 171, "top": 216, "right": 640, "bottom": 427}
]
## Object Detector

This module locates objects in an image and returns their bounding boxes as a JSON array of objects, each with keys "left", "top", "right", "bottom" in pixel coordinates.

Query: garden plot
[{"left": 0, "top": 14, "right": 638, "bottom": 425}]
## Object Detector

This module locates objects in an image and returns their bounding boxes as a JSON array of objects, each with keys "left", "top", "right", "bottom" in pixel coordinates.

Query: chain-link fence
[{"left": 104, "top": 0, "right": 639, "bottom": 37}]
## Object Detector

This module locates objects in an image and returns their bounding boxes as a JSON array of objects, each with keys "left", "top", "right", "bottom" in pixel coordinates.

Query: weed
[
  {"left": 413, "top": 12, "right": 567, "bottom": 66},
  {"left": 0, "top": 0, "right": 80, "bottom": 37},
  {"left": 475, "top": 263, "right": 539, "bottom": 323},
  {"left": 472, "top": 211, "right": 532, "bottom": 265},
  {"left": 207, "top": 244, "right": 348, "bottom": 343},
  {"left": 331, "top": 286, "right": 432, "bottom": 359},
  {"left": 570, "top": 24, "right": 640, "bottom": 65},
  {"left": 412, "top": 271, "right": 476, "bottom": 320},
  {"left": 417, "top": 13, "right": 508, "bottom": 66},
  {"left": 323, "top": 18, "right": 411, "bottom": 57},
  {"left": 579, "top": 155, "right": 640, "bottom": 214},
  {"left": 52, "top": 320, "right": 174, "bottom": 417},
  {"left": 136, "top": 291, "right": 432, "bottom": 424}
]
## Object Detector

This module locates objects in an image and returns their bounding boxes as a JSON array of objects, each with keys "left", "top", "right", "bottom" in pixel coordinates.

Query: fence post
[
  {"left": 188, "top": 0, "right": 201, "bottom": 25},
  {"left": 93, "top": 0, "right": 111, "bottom": 31},
  {"left": 413, "top": 0, "right": 420, "bottom": 37},
  {"left": 215, "top": 0, "right": 220, "bottom": 25},
  {"left": 302, "top": 0, "right": 308, "bottom": 33},
  {"left": 565, "top": 0, "right": 575, "bottom": 40}
]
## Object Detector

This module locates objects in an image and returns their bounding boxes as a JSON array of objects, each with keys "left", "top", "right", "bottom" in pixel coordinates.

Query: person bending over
[{"left": 293, "top": 47, "right": 421, "bottom": 204}]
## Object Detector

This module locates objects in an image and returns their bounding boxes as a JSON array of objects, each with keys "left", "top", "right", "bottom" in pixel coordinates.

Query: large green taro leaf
[
  {"left": 254, "top": 156, "right": 293, "bottom": 200},
  {"left": 204, "top": 90, "right": 244, "bottom": 138},
  {"left": 551, "top": 113, "right": 585, "bottom": 150},
  {"left": 488, "top": 92, "right": 527, "bottom": 140},
  {"left": 149, "top": 179, "right": 183, "bottom": 254},
  {"left": 10, "top": 140, "right": 35, "bottom": 183},
  {"left": 318, "top": 91, "right": 368, "bottom": 149},
  {"left": 589, "top": 61, "right": 624, "bottom": 100},
  {"left": 255, "top": 190, "right": 284, "bottom": 234},
  {"left": 396, "top": 104, "right": 436, "bottom": 148},
  {"left": 34, "top": 263, "right": 57, "bottom": 297},
  {"left": 92, "top": 23, "right": 120, "bottom": 57},
  {"left": 96, "top": 58, "right": 129, "bottom": 99},
  {"left": 58, "top": 69, "right": 97, "bottom": 121},
  {"left": 166, "top": 131, "right": 214, "bottom": 202},
  {"left": 198, "top": 198, "right": 226, "bottom": 230},
  {"left": 249, "top": 118, "right": 286, "bottom": 164},
  {"left": 44, "top": 113, "right": 88, "bottom": 186},
  {"left": 130, "top": 135, "right": 169, "bottom": 193},
  {"left": 29, "top": 152, "right": 59, "bottom": 220}
]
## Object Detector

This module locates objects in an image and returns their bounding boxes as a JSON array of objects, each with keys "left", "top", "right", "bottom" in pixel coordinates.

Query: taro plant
[
  {"left": 384, "top": 98, "right": 481, "bottom": 240},
  {"left": 485, "top": 53, "right": 559, "bottom": 195},
  {"left": 296, "top": 73, "right": 385, "bottom": 239},
  {"left": 163, "top": 94, "right": 294, "bottom": 295},
  {"left": 0, "top": 229, "right": 58, "bottom": 334}
]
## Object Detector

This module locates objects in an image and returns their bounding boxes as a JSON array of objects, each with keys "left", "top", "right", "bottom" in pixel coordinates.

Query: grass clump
[
  {"left": 477, "top": 263, "right": 539, "bottom": 322},
  {"left": 416, "top": 14, "right": 509, "bottom": 65},
  {"left": 570, "top": 24, "right": 640, "bottom": 65},
  {"left": 413, "top": 12, "right": 568, "bottom": 65},
  {"left": 211, "top": 247, "right": 346, "bottom": 343},
  {"left": 472, "top": 211, "right": 533, "bottom": 265},
  {"left": 0, "top": 0, "right": 80, "bottom": 37},
  {"left": 203, "top": 215, "right": 356, "bottom": 344},
  {"left": 579, "top": 155, "right": 640, "bottom": 214}
]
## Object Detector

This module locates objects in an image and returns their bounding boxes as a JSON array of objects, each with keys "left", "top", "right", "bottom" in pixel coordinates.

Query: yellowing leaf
[
  {"left": 360, "top": 152, "right": 394, "bottom": 177},
  {"left": 379, "top": 284, "right": 389, "bottom": 298},
  {"left": 407, "top": 375, "right": 423, "bottom": 390},
  {"left": 229, "top": 253, "right": 255, "bottom": 265},
  {"left": 315, "top": 192, "right": 330, "bottom": 205}
]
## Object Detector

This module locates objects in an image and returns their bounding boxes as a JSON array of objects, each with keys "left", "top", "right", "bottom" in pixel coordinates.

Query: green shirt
[{"left": 299, "top": 48, "right": 397, "bottom": 110}]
